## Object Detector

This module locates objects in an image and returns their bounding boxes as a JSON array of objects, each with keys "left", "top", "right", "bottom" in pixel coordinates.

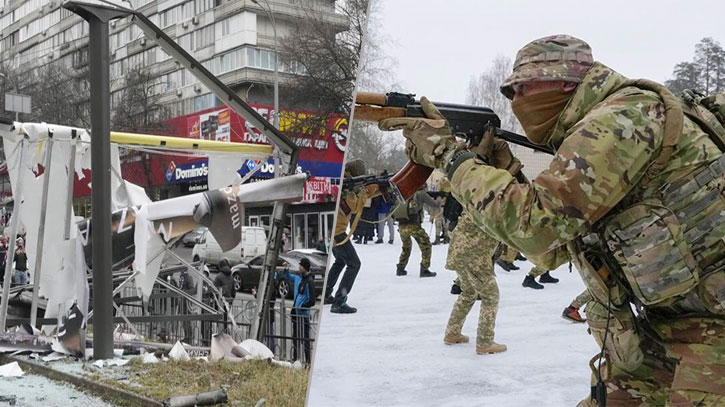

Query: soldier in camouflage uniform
[
  {"left": 395, "top": 188, "right": 439, "bottom": 277},
  {"left": 380, "top": 35, "right": 725, "bottom": 406},
  {"left": 444, "top": 211, "right": 506, "bottom": 354}
]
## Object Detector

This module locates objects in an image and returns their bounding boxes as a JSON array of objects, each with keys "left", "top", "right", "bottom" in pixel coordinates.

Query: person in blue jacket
[{"left": 280, "top": 257, "right": 315, "bottom": 363}]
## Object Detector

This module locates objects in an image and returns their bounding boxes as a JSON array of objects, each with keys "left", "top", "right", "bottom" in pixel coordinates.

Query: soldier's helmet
[
  {"left": 500, "top": 34, "right": 594, "bottom": 100},
  {"left": 344, "top": 159, "right": 366, "bottom": 178}
]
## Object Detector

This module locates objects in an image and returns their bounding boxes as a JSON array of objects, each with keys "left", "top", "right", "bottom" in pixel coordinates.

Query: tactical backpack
[{"left": 392, "top": 194, "right": 421, "bottom": 223}]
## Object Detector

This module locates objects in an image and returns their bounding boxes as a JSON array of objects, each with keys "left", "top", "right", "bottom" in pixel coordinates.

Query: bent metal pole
[
  {"left": 30, "top": 135, "right": 54, "bottom": 327},
  {"left": 0, "top": 137, "right": 28, "bottom": 331}
]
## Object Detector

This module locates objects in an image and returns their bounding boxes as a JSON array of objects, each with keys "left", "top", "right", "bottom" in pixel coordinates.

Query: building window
[
  {"left": 194, "top": 25, "right": 214, "bottom": 50},
  {"left": 72, "top": 47, "right": 89, "bottom": 68},
  {"left": 220, "top": 18, "right": 231, "bottom": 37},
  {"left": 193, "top": 93, "right": 218, "bottom": 112}
]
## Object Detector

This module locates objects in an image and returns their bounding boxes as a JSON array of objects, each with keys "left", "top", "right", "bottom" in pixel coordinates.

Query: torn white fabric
[
  {"left": 237, "top": 339, "right": 274, "bottom": 360},
  {"left": 210, "top": 333, "right": 244, "bottom": 362},
  {"left": 41, "top": 352, "right": 67, "bottom": 362},
  {"left": 133, "top": 207, "right": 166, "bottom": 300},
  {"left": 208, "top": 155, "right": 245, "bottom": 190},
  {"left": 0, "top": 362, "right": 24, "bottom": 377},
  {"left": 168, "top": 341, "right": 190, "bottom": 361},
  {"left": 141, "top": 352, "right": 159, "bottom": 364},
  {"left": 43, "top": 238, "right": 89, "bottom": 335}
]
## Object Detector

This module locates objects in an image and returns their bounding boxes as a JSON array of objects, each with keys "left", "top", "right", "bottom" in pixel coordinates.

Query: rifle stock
[{"left": 354, "top": 92, "right": 553, "bottom": 200}]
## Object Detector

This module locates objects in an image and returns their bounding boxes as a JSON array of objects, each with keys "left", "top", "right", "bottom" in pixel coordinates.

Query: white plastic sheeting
[{"left": 0, "top": 121, "right": 281, "bottom": 331}]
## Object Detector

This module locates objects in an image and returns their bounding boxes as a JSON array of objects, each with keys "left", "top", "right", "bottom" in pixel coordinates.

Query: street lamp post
[{"left": 252, "top": 0, "right": 279, "bottom": 130}]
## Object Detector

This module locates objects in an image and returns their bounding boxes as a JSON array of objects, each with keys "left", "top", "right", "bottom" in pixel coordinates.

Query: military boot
[
  {"left": 323, "top": 295, "right": 335, "bottom": 305},
  {"left": 476, "top": 342, "right": 507, "bottom": 354},
  {"left": 443, "top": 333, "right": 469, "bottom": 345},
  {"left": 562, "top": 305, "right": 586, "bottom": 323},
  {"left": 431, "top": 237, "right": 441, "bottom": 245},
  {"left": 522, "top": 274, "right": 544, "bottom": 289},
  {"left": 331, "top": 300, "right": 357, "bottom": 314},
  {"left": 420, "top": 267, "right": 437, "bottom": 278},
  {"left": 396, "top": 266, "right": 407, "bottom": 276},
  {"left": 515, "top": 253, "right": 527, "bottom": 261},
  {"left": 538, "top": 271, "right": 559, "bottom": 284},
  {"left": 496, "top": 259, "right": 519, "bottom": 271},
  {"left": 450, "top": 283, "right": 462, "bottom": 295}
]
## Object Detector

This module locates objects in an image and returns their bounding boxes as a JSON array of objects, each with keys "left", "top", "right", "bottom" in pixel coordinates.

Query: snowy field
[{"left": 308, "top": 226, "right": 600, "bottom": 407}]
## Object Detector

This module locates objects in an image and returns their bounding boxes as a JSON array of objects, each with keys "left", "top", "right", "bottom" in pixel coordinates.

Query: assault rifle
[
  {"left": 342, "top": 173, "right": 398, "bottom": 204},
  {"left": 354, "top": 92, "right": 554, "bottom": 199}
]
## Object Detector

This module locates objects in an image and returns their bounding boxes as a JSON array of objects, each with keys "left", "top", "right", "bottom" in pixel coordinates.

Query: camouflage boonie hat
[
  {"left": 344, "top": 159, "right": 366, "bottom": 177},
  {"left": 500, "top": 34, "right": 594, "bottom": 100}
]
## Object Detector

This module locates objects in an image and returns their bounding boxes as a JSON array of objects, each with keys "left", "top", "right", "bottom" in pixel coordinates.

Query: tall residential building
[{"left": 0, "top": 0, "right": 351, "bottom": 250}]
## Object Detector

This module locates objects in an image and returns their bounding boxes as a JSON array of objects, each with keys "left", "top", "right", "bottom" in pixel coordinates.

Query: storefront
[{"left": 71, "top": 102, "right": 346, "bottom": 249}]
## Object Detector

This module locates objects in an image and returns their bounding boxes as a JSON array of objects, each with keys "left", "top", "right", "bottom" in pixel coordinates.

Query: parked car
[
  {"left": 192, "top": 227, "right": 267, "bottom": 267},
  {"left": 182, "top": 226, "right": 208, "bottom": 247},
  {"left": 231, "top": 251, "right": 327, "bottom": 299}
]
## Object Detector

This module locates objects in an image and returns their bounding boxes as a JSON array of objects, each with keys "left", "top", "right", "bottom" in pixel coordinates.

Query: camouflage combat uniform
[
  {"left": 444, "top": 212, "right": 500, "bottom": 348},
  {"left": 397, "top": 223, "right": 432, "bottom": 269},
  {"left": 396, "top": 190, "right": 437, "bottom": 271},
  {"left": 445, "top": 37, "right": 725, "bottom": 405},
  {"left": 499, "top": 245, "right": 518, "bottom": 263}
]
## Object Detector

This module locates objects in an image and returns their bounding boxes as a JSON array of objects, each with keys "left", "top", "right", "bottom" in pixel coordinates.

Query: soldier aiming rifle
[{"left": 366, "top": 34, "right": 725, "bottom": 407}]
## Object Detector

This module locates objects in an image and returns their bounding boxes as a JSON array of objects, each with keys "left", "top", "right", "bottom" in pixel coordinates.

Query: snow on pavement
[{"left": 309, "top": 232, "right": 600, "bottom": 407}]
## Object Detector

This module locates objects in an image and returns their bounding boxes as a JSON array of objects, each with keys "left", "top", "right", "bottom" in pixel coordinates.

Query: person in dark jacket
[
  {"left": 13, "top": 237, "right": 28, "bottom": 285},
  {"left": 175, "top": 269, "right": 196, "bottom": 343},
  {"left": 214, "top": 260, "right": 236, "bottom": 301},
  {"left": 281, "top": 257, "right": 314, "bottom": 363}
]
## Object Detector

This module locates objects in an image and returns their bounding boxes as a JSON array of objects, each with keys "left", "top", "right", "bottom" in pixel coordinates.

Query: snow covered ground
[{"left": 308, "top": 227, "right": 600, "bottom": 407}]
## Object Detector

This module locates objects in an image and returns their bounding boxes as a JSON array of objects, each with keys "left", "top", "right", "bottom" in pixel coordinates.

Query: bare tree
[
  {"left": 112, "top": 66, "right": 169, "bottom": 133},
  {"left": 466, "top": 55, "right": 521, "bottom": 134},
  {"left": 278, "top": 0, "right": 369, "bottom": 117},
  {"left": 111, "top": 65, "right": 172, "bottom": 189},
  {"left": 14, "top": 63, "right": 91, "bottom": 127},
  {"left": 342, "top": 0, "right": 404, "bottom": 172},
  {"left": 347, "top": 121, "right": 406, "bottom": 174}
]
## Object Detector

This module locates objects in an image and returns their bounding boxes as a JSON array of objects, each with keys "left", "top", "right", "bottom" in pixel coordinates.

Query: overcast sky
[{"left": 373, "top": 0, "right": 725, "bottom": 103}]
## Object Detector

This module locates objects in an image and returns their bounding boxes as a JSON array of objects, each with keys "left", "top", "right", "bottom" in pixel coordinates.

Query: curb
[{"left": 0, "top": 354, "right": 163, "bottom": 407}]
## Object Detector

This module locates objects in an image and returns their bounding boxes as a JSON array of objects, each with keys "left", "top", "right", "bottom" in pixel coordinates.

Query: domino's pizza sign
[
  {"left": 165, "top": 160, "right": 209, "bottom": 184},
  {"left": 165, "top": 161, "right": 176, "bottom": 182}
]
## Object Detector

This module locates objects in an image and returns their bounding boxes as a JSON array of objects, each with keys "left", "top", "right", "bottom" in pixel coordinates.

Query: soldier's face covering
[{"left": 511, "top": 88, "right": 572, "bottom": 145}]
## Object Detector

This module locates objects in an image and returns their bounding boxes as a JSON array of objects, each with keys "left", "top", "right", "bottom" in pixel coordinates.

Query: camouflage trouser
[
  {"left": 581, "top": 315, "right": 725, "bottom": 407},
  {"left": 529, "top": 266, "right": 548, "bottom": 277},
  {"left": 445, "top": 265, "right": 499, "bottom": 347},
  {"left": 573, "top": 290, "right": 592, "bottom": 308},
  {"left": 434, "top": 216, "right": 447, "bottom": 240},
  {"left": 397, "top": 222, "right": 432, "bottom": 269},
  {"left": 500, "top": 245, "right": 518, "bottom": 263}
]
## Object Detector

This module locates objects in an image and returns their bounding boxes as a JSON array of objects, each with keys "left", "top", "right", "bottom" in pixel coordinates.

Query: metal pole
[
  {"left": 64, "top": 0, "right": 127, "bottom": 360},
  {"left": 64, "top": 131, "right": 78, "bottom": 240},
  {"left": 0, "top": 137, "right": 28, "bottom": 331},
  {"left": 30, "top": 136, "right": 54, "bottom": 327},
  {"left": 88, "top": 16, "right": 114, "bottom": 359}
]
